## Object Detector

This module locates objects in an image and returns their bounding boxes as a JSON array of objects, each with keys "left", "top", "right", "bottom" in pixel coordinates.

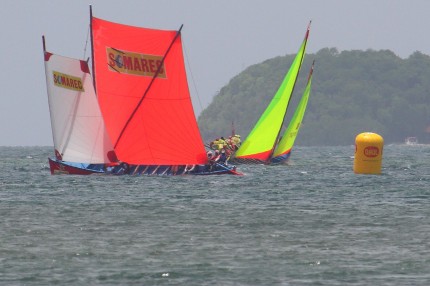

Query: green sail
[
  {"left": 273, "top": 61, "right": 314, "bottom": 158},
  {"left": 235, "top": 23, "right": 310, "bottom": 161}
]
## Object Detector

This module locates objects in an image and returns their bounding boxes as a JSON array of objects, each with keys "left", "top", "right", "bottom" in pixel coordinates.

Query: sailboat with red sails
[{"left": 44, "top": 6, "right": 241, "bottom": 176}]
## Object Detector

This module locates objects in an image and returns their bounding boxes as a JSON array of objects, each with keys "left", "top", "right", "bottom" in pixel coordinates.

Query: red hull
[{"left": 48, "top": 158, "right": 101, "bottom": 175}]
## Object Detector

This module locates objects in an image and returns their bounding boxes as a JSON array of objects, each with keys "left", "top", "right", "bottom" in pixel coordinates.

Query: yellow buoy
[{"left": 353, "top": 132, "right": 384, "bottom": 174}]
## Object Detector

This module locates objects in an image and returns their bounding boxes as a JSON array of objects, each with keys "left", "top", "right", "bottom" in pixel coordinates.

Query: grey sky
[{"left": 1, "top": 0, "right": 429, "bottom": 146}]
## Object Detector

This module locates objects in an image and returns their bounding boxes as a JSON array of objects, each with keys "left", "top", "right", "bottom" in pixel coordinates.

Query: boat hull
[
  {"left": 270, "top": 152, "right": 291, "bottom": 164},
  {"left": 229, "top": 152, "right": 291, "bottom": 165},
  {"left": 49, "top": 158, "right": 104, "bottom": 175},
  {"left": 48, "top": 158, "right": 242, "bottom": 176}
]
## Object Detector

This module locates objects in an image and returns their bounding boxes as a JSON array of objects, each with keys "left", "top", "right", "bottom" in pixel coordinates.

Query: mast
[
  {"left": 89, "top": 5, "right": 96, "bottom": 93},
  {"left": 308, "top": 60, "right": 315, "bottom": 82},
  {"left": 266, "top": 20, "right": 311, "bottom": 164},
  {"left": 42, "top": 35, "right": 46, "bottom": 52},
  {"left": 114, "top": 25, "right": 184, "bottom": 148},
  {"left": 42, "top": 35, "right": 59, "bottom": 157}
]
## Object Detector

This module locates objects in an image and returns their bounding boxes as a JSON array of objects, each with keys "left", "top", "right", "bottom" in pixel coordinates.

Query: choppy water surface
[{"left": 0, "top": 145, "right": 429, "bottom": 285}]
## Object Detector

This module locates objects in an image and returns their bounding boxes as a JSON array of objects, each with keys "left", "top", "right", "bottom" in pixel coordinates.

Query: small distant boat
[
  {"left": 404, "top": 137, "right": 418, "bottom": 145},
  {"left": 43, "top": 6, "right": 241, "bottom": 176}
]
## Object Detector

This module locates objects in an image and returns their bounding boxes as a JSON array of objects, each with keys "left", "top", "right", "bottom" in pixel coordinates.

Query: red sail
[{"left": 91, "top": 17, "right": 207, "bottom": 165}]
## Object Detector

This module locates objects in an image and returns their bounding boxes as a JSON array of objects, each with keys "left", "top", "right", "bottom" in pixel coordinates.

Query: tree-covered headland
[{"left": 198, "top": 48, "right": 430, "bottom": 145}]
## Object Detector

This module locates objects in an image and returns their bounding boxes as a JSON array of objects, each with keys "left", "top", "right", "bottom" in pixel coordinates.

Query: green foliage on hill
[{"left": 198, "top": 48, "right": 430, "bottom": 145}]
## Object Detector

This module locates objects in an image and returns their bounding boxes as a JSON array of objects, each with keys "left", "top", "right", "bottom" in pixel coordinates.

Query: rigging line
[
  {"left": 106, "top": 48, "right": 126, "bottom": 73},
  {"left": 111, "top": 47, "right": 125, "bottom": 54},
  {"left": 107, "top": 63, "right": 120, "bottom": 73},
  {"left": 83, "top": 24, "right": 90, "bottom": 60},
  {"left": 42, "top": 36, "right": 57, "bottom": 155},
  {"left": 89, "top": 5, "right": 96, "bottom": 93},
  {"left": 114, "top": 25, "right": 184, "bottom": 149},
  {"left": 183, "top": 40, "right": 204, "bottom": 114}
]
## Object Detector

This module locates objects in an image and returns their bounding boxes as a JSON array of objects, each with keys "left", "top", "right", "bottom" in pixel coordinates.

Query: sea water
[{"left": 0, "top": 145, "right": 429, "bottom": 285}]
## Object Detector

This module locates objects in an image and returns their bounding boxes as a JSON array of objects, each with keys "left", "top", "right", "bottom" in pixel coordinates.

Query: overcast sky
[{"left": 1, "top": 0, "right": 429, "bottom": 146}]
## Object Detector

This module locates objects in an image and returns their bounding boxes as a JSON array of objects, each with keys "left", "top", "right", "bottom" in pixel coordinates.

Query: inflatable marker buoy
[{"left": 353, "top": 132, "right": 383, "bottom": 175}]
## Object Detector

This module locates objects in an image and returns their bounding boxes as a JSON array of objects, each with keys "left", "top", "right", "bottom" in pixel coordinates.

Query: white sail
[{"left": 44, "top": 52, "right": 114, "bottom": 163}]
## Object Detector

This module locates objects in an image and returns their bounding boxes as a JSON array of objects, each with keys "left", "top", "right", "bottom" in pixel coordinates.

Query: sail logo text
[
  {"left": 107, "top": 48, "right": 166, "bottom": 78},
  {"left": 364, "top": 146, "right": 379, "bottom": 157},
  {"left": 53, "top": 71, "right": 84, "bottom": 92}
]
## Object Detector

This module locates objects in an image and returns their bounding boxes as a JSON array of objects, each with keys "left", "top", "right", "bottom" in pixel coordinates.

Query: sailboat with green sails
[
  {"left": 270, "top": 60, "right": 314, "bottom": 164},
  {"left": 231, "top": 22, "right": 312, "bottom": 165}
]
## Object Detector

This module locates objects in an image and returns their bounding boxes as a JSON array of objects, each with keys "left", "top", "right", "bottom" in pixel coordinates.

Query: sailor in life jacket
[
  {"left": 220, "top": 137, "right": 228, "bottom": 148},
  {"left": 210, "top": 138, "right": 225, "bottom": 150},
  {"left": 231, "top": 134, "right": 241, "bottom": 150},
  {"left": 209, "top": 139, "right": 219, "bottom": 150},
  {"left": 224, "top": 135, "right": 236, "bottom": 151}
]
